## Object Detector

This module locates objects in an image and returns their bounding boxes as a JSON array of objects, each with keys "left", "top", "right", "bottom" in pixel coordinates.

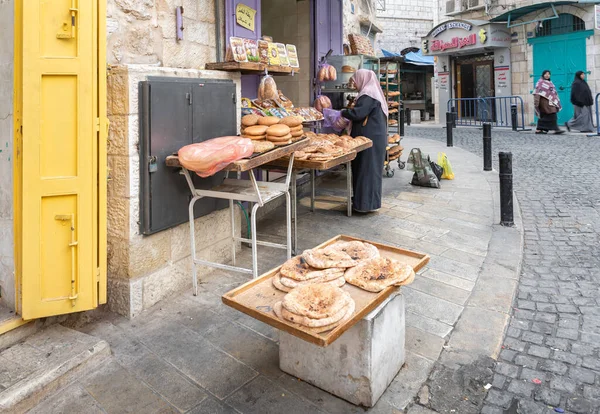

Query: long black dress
[{"left": 341, "top": 95, "right": 387, "bottom": 212}]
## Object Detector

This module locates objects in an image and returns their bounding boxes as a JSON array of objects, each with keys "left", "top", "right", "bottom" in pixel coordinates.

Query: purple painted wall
[{"left": 313, "top": 0, "right": 343, "bottom": 102}]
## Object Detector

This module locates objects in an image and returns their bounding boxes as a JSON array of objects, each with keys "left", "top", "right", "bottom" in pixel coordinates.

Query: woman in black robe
[
  {"left": 341, "top": 69, "right": 388, "bottom": 213},
  {"left": 565, "top": 71, "right": 595, "bottom": 133}
]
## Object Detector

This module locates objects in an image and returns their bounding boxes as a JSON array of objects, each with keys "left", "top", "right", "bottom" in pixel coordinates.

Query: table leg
[
  {"left": 346, "top": 161, "right": 352, "bottom": 217},
  {"left": 291, "top": 170, "right": 298, "bottom": 255},
  {"left": 310, "top": 169, "right": 315, "bottom": 212},
  {"left": 230, "top": 200, "right": 236, "bottom": 266},
  {"left": 251, "top": 203, "right": 260, "bottom": 278},
  {"left": 285, "top": 191, "right": 292, "bottom": 259}
]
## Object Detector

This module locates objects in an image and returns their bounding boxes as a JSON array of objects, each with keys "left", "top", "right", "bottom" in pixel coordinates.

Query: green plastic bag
[{"left": 437, "top": 152, "right": 454, "bottom": 180}]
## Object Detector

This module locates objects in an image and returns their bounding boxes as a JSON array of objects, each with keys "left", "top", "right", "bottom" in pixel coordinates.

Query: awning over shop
[
  {"left": 490, "top": 1, "right": 577, "bottom": 27},
  {"left": 381, "top": 49, "right": 433, "bottom": 66}
]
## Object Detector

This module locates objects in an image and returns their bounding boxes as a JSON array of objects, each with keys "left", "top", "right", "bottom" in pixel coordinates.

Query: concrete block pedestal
[{"left": 279, "top": 291, "right": 406, "bottom": 407}]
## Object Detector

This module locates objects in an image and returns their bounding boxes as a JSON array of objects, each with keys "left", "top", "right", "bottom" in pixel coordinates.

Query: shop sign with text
[{"left": 431, "top": 34, "right": 477, "bottom": 52}]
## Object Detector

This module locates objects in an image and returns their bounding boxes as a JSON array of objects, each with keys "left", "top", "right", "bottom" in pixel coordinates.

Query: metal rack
[{"left": 380, "top": 57, "right": 405, "bottom": 177}]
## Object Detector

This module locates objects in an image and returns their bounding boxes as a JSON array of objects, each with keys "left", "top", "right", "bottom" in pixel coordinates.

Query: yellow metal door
[{"left": 19, "top": 0, "right": 107, "bottom": 319}]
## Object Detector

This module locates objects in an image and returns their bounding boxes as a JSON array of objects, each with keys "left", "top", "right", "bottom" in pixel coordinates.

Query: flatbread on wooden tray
[
  {"left": 280, "top": 256, "right": 344, "bottom": 281},
  {"left": 302, "top": 247, "right": 358, "bottom": 269},
  {"left": 272, "top": 272, "right": 292, "bottom": 292},
  {"left": 282, "top": 284, "right": 348, "bottom": 319},
  {"left": 273, "top": 294, "right": 355, "bottom": 330},
  {"left": 271, "top": 272, "right": 346, "bottom": 292},
  {"left": 328, "top": 240, "right": 380, "bottom": 262},
  {"left": 280, "top": 271, "right": 344, "bottom": 288},
  {"left": 344, "top": 256, "right": 415, "bottom": 292}
]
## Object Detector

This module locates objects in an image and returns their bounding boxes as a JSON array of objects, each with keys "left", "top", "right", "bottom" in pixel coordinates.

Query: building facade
[
  {"left": 425, "top": 0, "right": 599, "bottom": 127},
  {"left": 377, "top": 0, "right": 435, "bottom": 54}
]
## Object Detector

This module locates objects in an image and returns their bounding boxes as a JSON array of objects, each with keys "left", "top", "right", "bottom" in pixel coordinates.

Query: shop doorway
[
  {"left": 529, "top": 14, "right": 592, "bottom": 124},
  {"left": 456, "top": 56, "right": 495, "bottom": 121}
]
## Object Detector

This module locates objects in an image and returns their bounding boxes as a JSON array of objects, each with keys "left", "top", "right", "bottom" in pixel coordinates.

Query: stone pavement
[
  {"left": 406, "top": 125, "right": 600, "bottom": 414},
  {"left": 24, "top": 136, "right": 522, "bottom": 414}
]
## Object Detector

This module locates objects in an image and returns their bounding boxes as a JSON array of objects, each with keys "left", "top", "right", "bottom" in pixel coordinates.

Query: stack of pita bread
[
  {"left": 272, "top": 240, "right": 415, "bottom": 329},
  {"left": 285, "top": 133, "right": 371, "bottom": 162}
]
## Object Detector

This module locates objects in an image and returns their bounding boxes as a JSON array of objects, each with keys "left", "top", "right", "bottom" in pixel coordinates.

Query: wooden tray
[
  {"left": 165, "top": 138, "right": 309, "bottom": 172},
  {"left": 264, "top": 151, "right": 356, "bottom": 171},
  {"left": 222, "top": 235, "right": 430, "bottom": 347},
  {"left": 352, "top": 140, "right": 373, "bottom": 153}
]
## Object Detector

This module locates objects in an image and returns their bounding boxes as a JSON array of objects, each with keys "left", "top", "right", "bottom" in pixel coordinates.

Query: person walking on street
[
  {"left": 565, "top": 70, "right": 595, "bottom": 133},
  {"left": 341, "top": 69, "right": 388, "bottom": 213},
  {"left": 534, "top": 70, "right": 565, "bottom": 135}
]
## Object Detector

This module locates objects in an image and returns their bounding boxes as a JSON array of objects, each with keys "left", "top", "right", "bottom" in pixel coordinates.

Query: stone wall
[
  {"left": 432, "top": 1, "right": 600, "bottom": 125},
  {"left": 344, "top": 0, "right": 380, "bottom": 43},
  {"left": 0, "top": 0, "right": 14, "bottom": 310},
  {"left": 107, "top": 0, "right": 218, "bottom": 69},
  {"left": 377, "top": 0, "right": 434, "bottom": 54},
  {"left": 106, "top": 65, "right": 242, "bottom": 318}
]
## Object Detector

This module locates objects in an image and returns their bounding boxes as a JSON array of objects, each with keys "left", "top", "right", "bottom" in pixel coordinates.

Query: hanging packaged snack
[
  {"left": 276, "top": 43, "right": 290, "bottom": 66},
  {"left": 229, "top": 37, "right": 248, "bottom": 62},
  {"left": 268, "top": 43, "right": 280, "bottom": 65},
  {"left": 317, "top": 63, "right": 337, "bottom": 82},
  {"left": 314, "top": 95, "right": 332, "bottom": 113},
  {"left": 258, "top": 75, "right": 278, "bottom": 101},
  {"left": 243, "top": 38, "right": 260, "bottom": 63},
  {"left": 278, "top": 90, "right": 294, "bottom": 109},
  {"left": 286, "top": 45, "right": 299, "bottom": 68},
  {"left": 258, "top": 40, "right": 270, "bottom": 64}
]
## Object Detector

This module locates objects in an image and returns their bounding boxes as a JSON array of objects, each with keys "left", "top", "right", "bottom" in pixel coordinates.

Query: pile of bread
[
  {"left": 241, "top": 115, "right": 305, "bottom": 153},
  {"left": 388, "top": 134, "right": 401, "bottom": 144},
  {"left": 285, "top": 132, "right": 371, "bottom": 162},
  {"left": 272, "top": 240, "right": 415, "bottom": 331}
]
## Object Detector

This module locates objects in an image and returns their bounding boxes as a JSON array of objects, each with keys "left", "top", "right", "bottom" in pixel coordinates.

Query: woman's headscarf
[
  {"left": 574, "top": 71, "right": 585, "bottom": 81},
  {"left": 351, "top": 69, "right": 389, "bottom": 117},
  {"left": 571, "top": 70, "right": 593, "bottom": 107},
  {"left": 534, "top": 69, "right": 561, "bottom": 111}
]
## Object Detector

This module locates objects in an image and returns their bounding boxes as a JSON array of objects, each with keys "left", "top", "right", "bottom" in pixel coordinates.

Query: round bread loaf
[
  {"left": 266, "top": 124, "right": 291, "bottom": 137},
  {"left": 252, "top": 140, "right": 275, "bottom": 153},
  {"left": 241, "top": 114, "right": 260, "bottom": 126},
  {"left": 243, "top": 125, "right": 269, "bottom": 136},
  {"left": 258, "top": 116, "right": 281, "bottom": 126},
  {"left": 273, "top": 140, "right": 292, "bottom": 146},
  {"left": 341, "top": 65, "right": 356, "bottom": 73},
  {"left": 291, "top": 131, "right": 304, "bottom": 138},
  {"left": 289, "top": 125, "right": 303, "bottom": 133},
  {"left": 267, "top": 133, "right": 293, "bottom": 142},
  {"left": 279, "top": 116, "right": 303, "bottom": 127},
  {"left": 243, "top": 134, "right": 267, "bottom": 140}
]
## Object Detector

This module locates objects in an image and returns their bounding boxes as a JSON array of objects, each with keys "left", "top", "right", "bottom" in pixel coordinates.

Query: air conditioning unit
[
  {"left": 468, "top": 0, "right": 480, "bottom": 8},
  {"left": 446, "top": 0, "right": 455, "bottom": 13},
  {"left": 461, "top": 0, "right": 469, "bottom": 10}
]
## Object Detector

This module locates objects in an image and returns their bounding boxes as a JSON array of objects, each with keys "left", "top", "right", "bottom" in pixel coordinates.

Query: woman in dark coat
[
  {"left": 534, "top": 70, "right": 565, "bottom": 135},
  {"left": 565, "top": 71, "right": 595, "bottom": 133},
  {"left": 341, "top": 69, "right": 388, "bottom": 213}
]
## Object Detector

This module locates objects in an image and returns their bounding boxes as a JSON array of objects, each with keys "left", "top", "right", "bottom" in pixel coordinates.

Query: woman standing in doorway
[
  {"left": 341, "top": 69, "right": 388, "bottom": 213},
  {"left": 534, "top": 70, "right": 565, "bottom": 135},
  {"left": 565, "top": 71, "right": 595, "bottom": 133}
]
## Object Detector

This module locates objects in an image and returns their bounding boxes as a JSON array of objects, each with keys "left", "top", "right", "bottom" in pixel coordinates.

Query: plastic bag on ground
[
  {"left": 178, "top": 136, "right": 254, "bottom": 178},
  {"left": 437, "top": 152, "right": 455, "bottom": 180},
  {"left": 322, "top": 108, "right": 350, "bottom": 133},
  {"left": 407, "top": 148, "right": 440, "bottom": 188}
]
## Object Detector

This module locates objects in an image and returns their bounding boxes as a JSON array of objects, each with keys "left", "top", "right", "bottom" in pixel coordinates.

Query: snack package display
[
  {"left": 243, "top": 38, "right": 260, "bottom": 62},
  {"left": 178, "top": 136, "right": 254, "bottom": 178},
  {"left": 278, "top": 90, "right": 294, "bottom": 109},
  {"left": 229, "top": 37, "right": 248, "bottom": 62},
  {"left": 268, "top": 42, "right": 280, "bottom": 65},
  {"left": 258, "top": 40, "right": 270, "bottom": 64},
  {"left": 276, "top": 43, "right": 290, "bottom": 66},
  {"left": 258, "top": 75, "right": 278, "bottom": 100},
  {"left": 286, "top": 45, "right": 299, "bottom": 68},
  {"left": 322, "top": 108, "right": 350, "bottom": 133}
]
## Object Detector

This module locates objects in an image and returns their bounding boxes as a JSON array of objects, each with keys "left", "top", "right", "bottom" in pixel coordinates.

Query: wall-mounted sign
[
  {"left": 431, "top": 34, "right": 477, "bottom": 52},
  {"left": 236, "top": 3, "right": 256, "bottom": 32},
  {"left": 431, "top": 22, "right": 473, "bottom": 37},
  {"left": 596, "top": 5, "right": 600, "bottom": 30}
]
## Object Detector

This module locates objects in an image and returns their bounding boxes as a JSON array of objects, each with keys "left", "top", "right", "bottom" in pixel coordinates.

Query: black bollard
[
  {"left": 446, "top": 112, "right": 453, "bottom": 147},
  {"left": 399, "top": 109, "right": 405, "bottom": 136},
  {"left": 483, "top": 123, "right": 492, "bottom": 171},
  {"left": 511, "top": 104, "right": 518, "bottom": 131},
  {"left": 406, "top": 109, "right": 411, "bottom": 126},
  {"left": 451, "top": 106, "right": 457, "bottom": 128},
  {"left": 499, "top": 152, "right": 514, "bottom": 226}
]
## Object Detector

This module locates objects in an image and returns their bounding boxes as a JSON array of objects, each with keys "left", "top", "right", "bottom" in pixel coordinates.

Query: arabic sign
[
  {"left": 431, "top": 34, "right": 477, "bottom": 52},
  {"left": 422, "top": 21, "right": 511, "bottom": 55},
  {"left": 431, "top": 22, "right": 472, "bottom": 37},
  {"left": 236, "top": 3, "right": 256, "bottom": 32}
]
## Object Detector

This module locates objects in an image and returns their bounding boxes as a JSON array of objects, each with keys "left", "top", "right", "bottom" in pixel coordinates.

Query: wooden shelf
[{"left": 205, "top": 62, "right": 300, "bottom": 75}]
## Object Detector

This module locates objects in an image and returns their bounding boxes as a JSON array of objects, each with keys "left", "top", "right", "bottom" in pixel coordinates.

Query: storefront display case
[{"left": 320, "top": 55, "right": 380, "bottom": 94}]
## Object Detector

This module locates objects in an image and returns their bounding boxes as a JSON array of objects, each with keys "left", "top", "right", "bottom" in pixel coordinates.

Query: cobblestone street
[{"left": 406, "top": 126, "right": 600, "bottom": 414}]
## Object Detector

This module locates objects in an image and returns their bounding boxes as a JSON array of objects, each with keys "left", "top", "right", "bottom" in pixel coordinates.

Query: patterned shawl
[{"left": 534, "top": 78, "right": 562, "bottom": 111}]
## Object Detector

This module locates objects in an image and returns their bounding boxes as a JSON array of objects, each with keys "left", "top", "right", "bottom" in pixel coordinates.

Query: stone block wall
[
  {"left": 377, "top": 0, "right": 434, "bottom": 54},
  {"left": 106, "top": 65, "right": 242, "bottom": 318},
  {"left": 0, "top": 0, "right": 14, "bottom": 310},
  {"left": 344, "top": 0, "right": 380, "bottom": 43},
  {"left": 107, "top": 0, "right": 218, "bottom": 68},
  {"left": 431, "top": 1, "right": 600, "bottom": 126}
]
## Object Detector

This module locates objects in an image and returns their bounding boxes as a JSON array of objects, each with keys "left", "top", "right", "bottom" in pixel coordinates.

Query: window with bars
[{"left": 536, "top": 13, "right": 585, "bottom": 37}]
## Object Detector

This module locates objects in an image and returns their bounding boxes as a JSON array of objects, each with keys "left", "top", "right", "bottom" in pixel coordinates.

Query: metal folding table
[{"left": 166, "top": 138, "right": 308, "bottom": 294}]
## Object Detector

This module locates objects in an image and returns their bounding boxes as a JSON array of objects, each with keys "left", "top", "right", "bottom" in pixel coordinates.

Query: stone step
[{"left": 0, "top": 324, "right": 110, "bottom": 413}]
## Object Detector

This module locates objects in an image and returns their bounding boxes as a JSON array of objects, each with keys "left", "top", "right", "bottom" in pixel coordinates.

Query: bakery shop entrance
[{"left": 455, "top": 54, "right": 495, "bottom": 120}]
